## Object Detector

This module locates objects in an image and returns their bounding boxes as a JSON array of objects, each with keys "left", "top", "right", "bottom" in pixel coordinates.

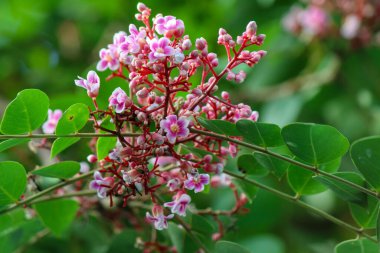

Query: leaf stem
[{"left": 224, "top": 170, "right": 377, "bottom": 243}]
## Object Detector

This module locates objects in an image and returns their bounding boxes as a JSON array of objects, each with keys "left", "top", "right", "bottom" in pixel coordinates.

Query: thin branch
[
  {"left": 224, "top": 170, "right": 377, "bottom": 243},
  {"left": 28, "top": 190, "right": 97, "bottom": 205},
  {"left": 0, "top": 171, "right": 95, "bottom": 215},
  {"left": 0, "top": 132, "right": 140, "bottom": 139},
  {"left": 190, "top": 128, "right": 380, "bottom": 200}
]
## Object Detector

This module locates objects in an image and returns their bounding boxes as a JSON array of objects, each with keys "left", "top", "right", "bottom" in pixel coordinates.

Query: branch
[
  {"left": 224, "top": 170, "right": 377, "bottom": 243},
  {"left": 190, "top": 128, "right": 380, "bottom": 200},
  {"left": 28, "top": 190, "right": 97, "bottom": 205},
  {"left": 0, "top": 132, "right": 140, "bottom": 139},
  {"left": 0, "top": 171, "right": 95, "bottom": 215}
]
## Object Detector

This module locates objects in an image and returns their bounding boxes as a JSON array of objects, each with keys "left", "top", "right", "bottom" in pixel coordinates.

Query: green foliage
[
  {"left": 334, "top": 238, "right": 378, "bottom": 253},
  {"left": 97, "top": 137, "right": 117, "bottom": 160},
  {"left": 198, "top": 118, "right": 240, "bottom": 136},
  {"left": 0, "top": 89, "right": 49, "bottom": 134},
  {"left": 349, "top": 196, "right": 379, "bottom": 229},
  {"left": 34, "top": 199, "right": 79, "bottom": 236},
  {"left": 0, "top": 161, "right": 26, "bottom": 206},
  {"left": 351, "top": 136, "right": 380, "bottom": 192},
  {"left": 106, "top": 229, "right": 139, "bottom": 253},
  {"left": 253, "top": 146, "right": 293, "bottom": 179},
  {"left": 168, "top": 214, "right": 214, "bottom": 253},
  {"left": 51, "top": 137, "right": 80, "bottom": 158},
  {"left": 237, "top": 153, "right": 268, "bottom": 176},
  {"left": 31, "top": 161, "right": 80, "bottom": 179},
  {"left": 282, "top": 123, "right": 350, "bottom": 165},
  {"left": 55, "top": 103, "right": 89, "bottom": 135},
  {"left": 287, "top": 159, "right": 340, "bottom": 195},
  {"left": 214, "top": 241, "right": 251, "bottom": 253},
  {"left": 315, "top": 172, "right": 367, "bottom": 207},
  {"left": 0, "top": 138, "right": 30, "bottom": 153},
  {"left": 96, "top": 115, "right": 117, "bottom": 160},
  {"left": 236, "top": 120, "right": 284, "bottom": 148}
]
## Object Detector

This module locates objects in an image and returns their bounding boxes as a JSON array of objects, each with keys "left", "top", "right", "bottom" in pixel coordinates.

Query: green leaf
[
  {"left": 51, "top": 137, "right": 80, "bottom": 158},
  {"left": 31, "top": 161, "right": 80, "bottom": 179},
  {"left": 0, "top": 161, "right": 27, "bottom": 206},
  {"left": 0, "top": 209, "right": 26, "bottom": 237},
  {"left": 287, "top": 159, "right": 340, "bottom": 195},
  {"left": 0, "top": 138, "right": 30, "bottom": 153},
  {"left": 236, "top": 120, "right": 284, "bottom": 147},
  {"left": 97, "top": 137, "right": 117, "bottom": 160},
  {"left": 215, "top": 241, "right": 252, "bottom": 253},
  {"left": 377, "top": 207, "right": 380, "bottom": 244},
  {"left": 237, "top": 154, "right": 268, "bottom": 176},
  {"left": 253, "top": 151, "right": 291, "bottom": 179},
  {"left": 55, "top": 103, "right": 89, "bottom": 135},
  {"left": 314, "top": 172, "right": 367, "bottom": 207},
  {"left": 106, "top": 229, "right": 139, "bottom": 253},
  {"left": 334, "top": 238, "right": 379, "bottom": 253},
  {"left": 34, "top": 199, "right": 79, "bottom": 236},
  {"left": 349, "top": 196, "right": 379, "bottom": 229},
  {"left": 198, "top": 118, "right": 240, "bottom": 136},
  {"left": 351, "top": 136, "right": 380, "bottom": 191},
  {"left": 234, "top": 179, "right": 257, "bottom": 203},
  {"left": 0, "top": 89, "right": 49, "bottom": 134},
  {"left": 168, "top": 222, "right": 185, "bottom": 253},
  {"left": 282, "top": 123, "right": 349, "bottom": 165}
]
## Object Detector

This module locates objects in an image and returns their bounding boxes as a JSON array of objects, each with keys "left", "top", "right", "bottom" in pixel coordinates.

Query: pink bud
[
  {"left": 152, "top": 133, "right": 164, "bottom": 145},
  {"left": 221, "top": 91, "right": 229, "bottom": 100},
  {"left": 137, "top": 87, "right": 149, "bottom": 99},
  {"left": 246, "top": 21, "right": 257, "bottom": 37},
  {"left": 226, "top": 70, "right": 235, "bottom": 81},
  {"left": 182, "top": 39, "right": 192, "bottom": 50},
  {"left": 250, "top": 111, "right": 259, "bottom": 121},
  {"left": 219, "top": 28, "right": 227, "bottom": 35},
  {"left": 137, "top": 2, "right": 147, "bottom": 12},
  {"left": 192, "top": 88, "right": 202, "bottom": 96},
  {"left": 195, "top": 38, "right": 207, "bottom": 50},
  {"left": 137, "top": 135, "right": 145, "bottom": 146},
  {"left": 87, "top": 154, "right": 98, "bottom": 163}
]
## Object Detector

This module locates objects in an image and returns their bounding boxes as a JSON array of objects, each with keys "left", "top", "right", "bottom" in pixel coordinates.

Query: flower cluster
[
  {"left": 283, "top": 0, "right": 380, "bottom": 46},
  {"left": 72, "top": 2, "right": 265, "bottom": 234}
]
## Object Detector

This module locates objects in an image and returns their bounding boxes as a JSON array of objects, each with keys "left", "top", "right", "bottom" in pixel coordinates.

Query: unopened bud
[
  {"left": 246, "top": 21, "right": 257, "bottom": 37},
  {"left": 87, "top": 154, "right": 98, "bottom": 163}
]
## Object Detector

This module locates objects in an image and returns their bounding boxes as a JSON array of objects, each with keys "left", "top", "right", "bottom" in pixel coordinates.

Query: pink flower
[
  {"left": 109, "top": 87, "right": 131, "bottom": 113},
  {"left": 119, "top": 24, "right": 146, "bottom": 55},
  {"left": 300, "top": 6, "right": 329, "bottom": 37},
  {"left": 184, "top": 173, "right": 210, "bottom": 193},
  {"left": 148, "top": 37, "right": 175, "bottom": 61},
  {"left": 160, "top": 115, "right": 190, "bottom": 144},
  {"left": 89, "top": 171, "right": 114, "bottom": 198},
  {"left": 42, "top": 109, "right": 62, "bottom": 134},
  {"left": 146, "top": 205, "right": 174, "bottom": 230},
  {"left": 164, "top": 193, "right": 191, "bottom": 216},
  {"left": 79, "top": 162, "right": 90, "bottom": 173},
  {"left": 167, "top": 178, "right": 181, "bottom": 191},
  {"left": 154, "top": 15, "right": 184, "bottom": 38},
  {"left": 97, "top": 47, "right": 119, "bottom": 71},
  {"left": 74, "top": 70, "right": 100, "bottom": 98},
  {"left": 341, "top": 15, "right": 361, "bottom": 39}
]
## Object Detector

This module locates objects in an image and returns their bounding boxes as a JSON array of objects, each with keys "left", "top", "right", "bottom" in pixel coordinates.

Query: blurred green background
[{"left": 1, "top": 0, "right": 380, "bottom": 252}]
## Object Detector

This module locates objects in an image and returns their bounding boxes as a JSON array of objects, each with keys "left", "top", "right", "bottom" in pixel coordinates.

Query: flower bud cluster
[
  {"left": 283, "top": 1, "right": 380, "bottom": 46},
  {"left": 70, "top": 2, "right": 266, "bottom": 233}
]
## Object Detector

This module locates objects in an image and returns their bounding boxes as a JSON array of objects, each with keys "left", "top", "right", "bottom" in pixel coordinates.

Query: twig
[{"left": 224, "top": 170, "right": 377, "bottom": 243}]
